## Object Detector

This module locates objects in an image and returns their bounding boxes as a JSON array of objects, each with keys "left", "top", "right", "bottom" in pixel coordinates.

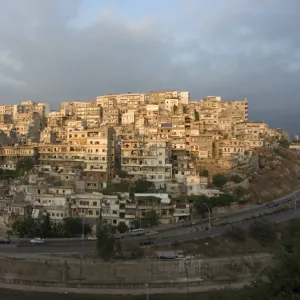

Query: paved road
[
  {"left": 155, "top": 189, "right": 300, "bottom": 234},
  {"left": 1, "top": 204, "right": 300, "bottom": 255}
]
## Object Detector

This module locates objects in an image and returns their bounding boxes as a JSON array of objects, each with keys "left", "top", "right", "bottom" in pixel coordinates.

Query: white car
[
  {"left": 87, "top": 236, "right": 97, "bottom": 241},
  {"left": 30, "top": 238, "right": 46, "bottom": 244}
]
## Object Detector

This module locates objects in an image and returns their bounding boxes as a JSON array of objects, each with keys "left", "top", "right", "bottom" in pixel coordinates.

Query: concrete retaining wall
[{"left": 0, "top": 254, "right": 272, "bottom": 288}]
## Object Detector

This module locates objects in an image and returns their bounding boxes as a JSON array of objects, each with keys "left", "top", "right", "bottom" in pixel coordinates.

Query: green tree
[
  {"left": 235, "top": 186, "right": 245, "bottom": 198},
  {"left": 145, "top": 210, "right": 159, "bottom": 227},
  {"left": 210, "top": 194, "right": 236, "bottom": 207},
  {"left": 102, "top": 182, "right": 129, "bottom": 194},
  {"left": 41, "top": 213, "right": 52, "bottom": 238},
  {"left": 194, "top": 195, "right": 211, "bottom": 217},
  {"left": 278, "top": 139, "right": 290, "bottom": 148},
  {"left": 173, "top": 104, "right": 178, "bottom": 113},
  {"left": 102, "top": 180, "right": 154, "bottom": 195},
  {"left": 116, "top": 170, "right": 129, "bottom": 178},
  {"left": 130, "top": 219, "right": 141, "bottom": 229},
  {"left": 134, "top": 180, "right": 154, "bottom": 193},
  {"left": 130, "top": 210, "right": 159, "bottom": 228},
  {"left": 116, "top": 221, "right": 128, "bottom": 233},
  {"left": 62, "top": 218, "right": 92, "bottom": 237},
  {"left": 97, "top": 227, "right": 115, "bottom": 261},
  {"left": 0, "top": 169, "right": 18, "bottom": 180},
  {"left": 16, "top": 158, "right": 34, "bottom": 176},
  {"left": 212, "top": 173, "right": 227, "bottom": 188},
  {"left": 251, "top": 234, "right": 300, "bottom": 299},
  {"left": 200, "top": 169, "right": 209, "bottom": 177},
  {"left": 12, "top": 216, "right": 39, "bottom": 238},
  {"left": 194, "top": 109, "right": 200, "bottom": 121}
]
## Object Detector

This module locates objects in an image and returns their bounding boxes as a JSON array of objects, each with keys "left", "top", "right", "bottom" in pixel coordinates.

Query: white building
[
  {"left": 121, "top": 139, "right": 172, "bottom": 189},
  {"left": 122, "top": 110, "right": 135, "bottom": 125}
]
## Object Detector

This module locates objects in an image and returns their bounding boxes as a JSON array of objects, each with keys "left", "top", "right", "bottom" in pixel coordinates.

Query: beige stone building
[{"left": 121, "top": 138, "right": 172, "bottom": 189}]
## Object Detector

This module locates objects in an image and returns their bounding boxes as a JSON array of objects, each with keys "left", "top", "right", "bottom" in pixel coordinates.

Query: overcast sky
[{"left": 0, "top": 0, "right": 299, "bottom": 134}]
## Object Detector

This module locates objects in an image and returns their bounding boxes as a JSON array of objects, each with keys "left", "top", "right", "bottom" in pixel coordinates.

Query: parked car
[
  {"left": 130, "top": 229, "right": 145, "bottom": 236},
  {"left": 140, "top": 239, "right": 154, "bottom": 246},
  {"left": 87, "top": 236, "right": 97, "bottom": 241},
  {"left": 0, "top": 237, "right": 11, "bottom": 244},
  {"left": 30, "top": 238, "right": 46, "bottom": 244}
]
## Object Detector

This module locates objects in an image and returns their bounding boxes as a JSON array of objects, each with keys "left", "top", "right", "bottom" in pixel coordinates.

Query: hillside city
[{"left": 0, "top": 91, "right": 289, "bottom": 235}]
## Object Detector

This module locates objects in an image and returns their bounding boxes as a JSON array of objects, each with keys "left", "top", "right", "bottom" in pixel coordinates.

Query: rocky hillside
[{"left": 226, "top": 147, "right": 300, "bottom": 203}]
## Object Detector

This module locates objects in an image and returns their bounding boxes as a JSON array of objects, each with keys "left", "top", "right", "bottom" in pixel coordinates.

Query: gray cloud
[{"left": 0, "top": 0, "right": 299, "bottom": 134}]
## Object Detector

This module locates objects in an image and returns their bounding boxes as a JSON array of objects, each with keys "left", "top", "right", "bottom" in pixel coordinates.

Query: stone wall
[{"left": 0, "top": 254, "right": 272, "bottom": 288}]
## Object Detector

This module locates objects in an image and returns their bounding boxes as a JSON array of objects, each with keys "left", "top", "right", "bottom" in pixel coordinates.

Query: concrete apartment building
[
  {"left": 39, "top": 126, "right": 115, "bottom": 187},
  {"left": 121, "top": 138, "right": 172, "bottom": 189},
  {"left": 0, "top": 145, "right": 38, "bottom": 170},
  {"left": 84, "top": 127, "right": 116, "bottom": 184},
  {"left": 0, "top": 90, "right": 289, "bottom": 229},
  {"left": 101, "top": 193, "right": 174, "bottom": 226}
]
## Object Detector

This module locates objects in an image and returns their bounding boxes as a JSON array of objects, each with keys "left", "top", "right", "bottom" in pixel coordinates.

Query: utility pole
[
  {"left": 184, "top": 259, "right": 190, "bottom": 300},
  {"left": 294, "top": 193, "right": 297, "bottom": 217},
  {"left": 80, "top": 213, "right": 85, "bottom": 279},
  {"left": 139, "top": 209, "right": 142, "bottom": 229},
  {"left": 81, "top": 213, "right": 85, "bottom": 254},
  {"left": 203, "top": 203, "right": 211, "bottom": 233}
]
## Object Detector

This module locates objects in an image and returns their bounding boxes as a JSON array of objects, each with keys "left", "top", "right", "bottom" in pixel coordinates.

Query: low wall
[{"left": 0, "top": 254, "right": 272, "bottom": 289}]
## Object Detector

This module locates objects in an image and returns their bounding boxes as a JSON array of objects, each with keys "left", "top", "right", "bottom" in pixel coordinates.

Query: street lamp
[
  {"left": 139, "top": 209, "right": 142, "bottom": 229},
  {"left": 80, "top": 213, "right": 87, "bottom": 254},
  {"left": 79, "top": 213, "right": 86, "bottom": 280},
  {"left": 203, "top": 203, "right": 211, "bottom": 233},
  {"left": 82, "top": 214, "right": 84, "bottom": 251},
  {"left": 145, "top": 283, "right": 149, "bottom": 300}
]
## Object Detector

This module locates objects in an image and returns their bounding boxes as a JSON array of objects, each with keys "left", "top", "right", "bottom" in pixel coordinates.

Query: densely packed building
[{"left": 0, "top": 92, "right": 287, "bottom": 232}]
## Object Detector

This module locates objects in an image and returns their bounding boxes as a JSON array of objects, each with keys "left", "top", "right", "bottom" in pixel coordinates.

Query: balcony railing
[{"left": 125, "top": 214, "right": 136, "bottom": 219}]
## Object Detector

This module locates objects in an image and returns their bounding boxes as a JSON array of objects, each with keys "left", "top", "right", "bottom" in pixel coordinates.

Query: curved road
[{"left": 1, "top": 202, "right": 300, "bottom": 256}]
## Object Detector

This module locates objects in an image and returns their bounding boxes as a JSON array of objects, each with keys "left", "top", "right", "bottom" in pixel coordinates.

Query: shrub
[
  {"left": 212, "top": 174, "right": 227, "bottom": 187},
  {"left": 200, "top": 169, "right": 209, "bottom": 177},
  {"left": 117, "top": 222, "right": 128, "bottom": 233},
  {"left": 235, "top": 186, "right": 245, "bottom": 197},
  {"left": 210, "top": 194, "right": 236, "bottom": 207},
  {"left": 279, "top": 139, "right": 290, "bottom": 148},
  {"left": 249, "top": 220, "right": 276, "bottom": 247},
  {"left": 226, "top": 226, "right": 247, "bottom": 242}
]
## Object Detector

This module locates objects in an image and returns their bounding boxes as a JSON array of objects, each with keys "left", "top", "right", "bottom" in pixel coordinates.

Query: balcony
[
  {"left": 125, "top": 214, "right": 136, "bottom": 219},
  {"left": 125, "top": 204, "right": 136, "bottom": 209},
  {"left": 84, "top": 167, "right": 107, "bottom": 172},
  {"left": 101, "top": 212, "right": 115, "bottom": 218},
  {"left": 121, "top": 161, "right": 141, "bottom": 166},
  {"left": 85, "top": 159, "right": 107, "bottom": 164}
]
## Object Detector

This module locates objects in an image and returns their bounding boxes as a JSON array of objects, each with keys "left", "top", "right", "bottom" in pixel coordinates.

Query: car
[
  {"left": 87, "top": 236, "right": 97, "bottom": 241},
  {"left": 30, "top": 238, "right": 46, "bottom": 244},
  {"left": 0, "top": 237, "right": 11, "bottom": 244},
  {"left": 140, "top": 239, "right": 154, "bottom": 246}
]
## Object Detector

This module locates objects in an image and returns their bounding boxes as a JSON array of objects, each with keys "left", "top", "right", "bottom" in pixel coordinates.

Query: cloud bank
[{"left": 0, "top": 0, "right": 299, "bottom": 133}]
